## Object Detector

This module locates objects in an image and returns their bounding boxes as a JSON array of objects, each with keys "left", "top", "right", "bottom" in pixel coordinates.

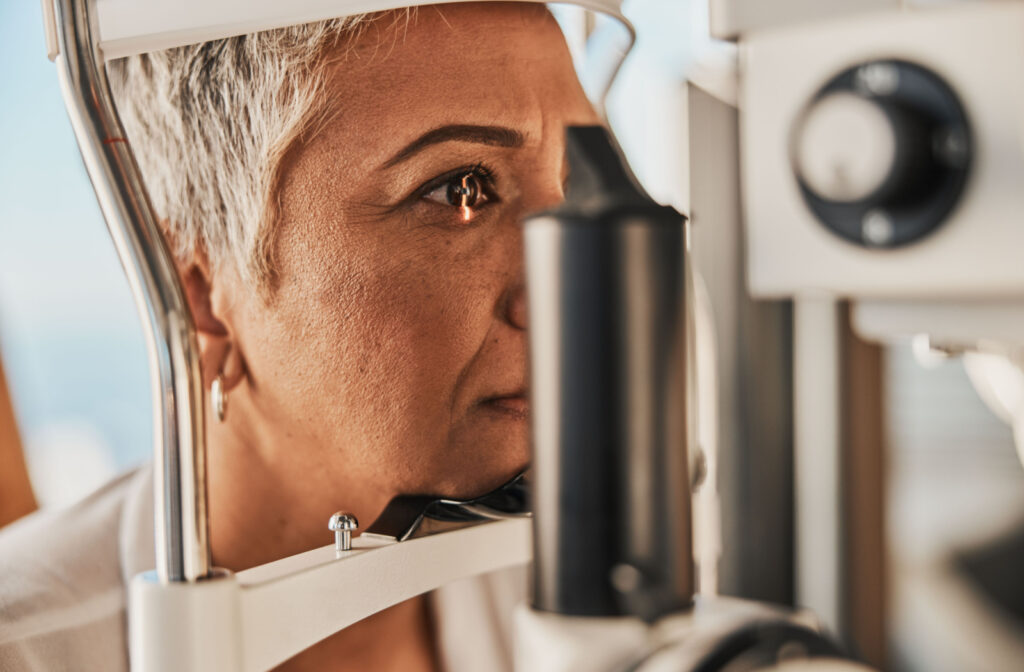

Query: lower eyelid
[{"left": 413, "top": 199, "right": 497, "bottom": 225}]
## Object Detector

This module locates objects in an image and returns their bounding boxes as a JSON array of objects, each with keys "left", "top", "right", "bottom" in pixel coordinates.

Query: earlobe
[
  {"left": 199, "top": 335, "right": 247, "bottom": 392},
  {"left": 180, "top": 261, "right": 248, "bottom": 392},
  {"left": 209, "top": 343, "right": 245, "bottom": 424},
  {"left": 219, "top": 342, "right": 247, "bottom": 391}
]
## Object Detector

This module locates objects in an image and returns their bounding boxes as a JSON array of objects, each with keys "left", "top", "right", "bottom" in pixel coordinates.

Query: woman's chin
[{"left": 432, "top": 424, "right": 530, "bottom": 498}]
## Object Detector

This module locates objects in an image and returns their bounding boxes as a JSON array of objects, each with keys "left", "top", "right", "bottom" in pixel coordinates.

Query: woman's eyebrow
[{"left": 381, "top": 124, "right": 525, "bottom": 168}]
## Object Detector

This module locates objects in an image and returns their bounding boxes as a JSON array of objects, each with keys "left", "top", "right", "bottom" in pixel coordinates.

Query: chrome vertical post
[{"left": 50, "top": 0, "right": 210, "bottom": 582}]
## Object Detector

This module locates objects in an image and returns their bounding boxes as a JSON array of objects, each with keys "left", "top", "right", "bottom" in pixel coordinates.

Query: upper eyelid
[
  {"left": 417, "top": 165, "right": 498, "bottom": 200},
  {"left": 377, "top": 165, "right": 497, "bottom": 219}
]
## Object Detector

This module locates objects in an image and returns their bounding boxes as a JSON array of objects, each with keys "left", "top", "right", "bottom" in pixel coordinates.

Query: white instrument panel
[
  {"left": 741, "top": 1, "right": 1024, "bottom": 299},
  {"left": 710, "top": 0, "right": 898, "bottom": 41},
  {"left": 88, "top": 0, "right": 628, "bottom": 60}
]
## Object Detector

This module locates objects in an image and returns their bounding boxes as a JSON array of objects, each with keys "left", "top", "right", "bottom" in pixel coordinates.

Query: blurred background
[
  {"left": 0, "top": 0, "right": 151, "bottom": 508},
  {"left": 2, "top": 0, "right": 1023, "bottom": 670}
]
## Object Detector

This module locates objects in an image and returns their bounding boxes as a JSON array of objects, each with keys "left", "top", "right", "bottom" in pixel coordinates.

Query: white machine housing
[
  {"left": 741, "top": 1, "right": 1024, "bottom": 301},
  {"left": 43, "top": 0, "right": 628, "bottom": 61}
]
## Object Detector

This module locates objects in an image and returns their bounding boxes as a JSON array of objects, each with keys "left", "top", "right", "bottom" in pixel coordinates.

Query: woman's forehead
[
  {"left": 315, "top": 3, "right": 588, "bottom": 157},
  {"left": 339, "top": 3, "right": 567, "bottom": 71}
]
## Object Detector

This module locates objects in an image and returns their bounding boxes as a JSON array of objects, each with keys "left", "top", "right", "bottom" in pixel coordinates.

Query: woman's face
[{"left": 217, "top": 2, "right": 598, "bottom": 515}]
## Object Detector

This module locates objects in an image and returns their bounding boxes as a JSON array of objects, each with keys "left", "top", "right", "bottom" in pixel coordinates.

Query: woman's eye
[{"left": 422, "top": 171, "right": 492, "bottom": 222}]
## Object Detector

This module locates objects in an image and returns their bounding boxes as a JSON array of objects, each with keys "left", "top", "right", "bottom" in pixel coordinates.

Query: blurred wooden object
[
  {"left": 840, "top": 305, "right": 888, "bottom": 668},
  {"left": 0, "top": 354, "right": 36, "bottom": 527}
]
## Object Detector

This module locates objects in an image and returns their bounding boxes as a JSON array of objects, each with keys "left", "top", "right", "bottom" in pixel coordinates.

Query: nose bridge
[
  {"left": 530, "top": 132, "right": 570, "bottom": 213},
  {"left": 498, "top": 124, "right": 571, "bottom": 331},
  {"left": 531, "top": 173, "right": 566, "bottom": 214},
  {"left": 497, "top": 221, "right": 528, "bottom": 331}
]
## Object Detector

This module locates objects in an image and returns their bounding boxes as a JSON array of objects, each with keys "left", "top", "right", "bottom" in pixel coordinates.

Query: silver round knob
[
  {"left": 794, "top": 91, "right": 897, "bottom": 203},
  {"left": 328, "top": 512, "right": 359, "bottom": 552}
]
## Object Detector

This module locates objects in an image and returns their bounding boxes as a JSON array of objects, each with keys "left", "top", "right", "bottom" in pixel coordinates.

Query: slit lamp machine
[{"left": 40, "top": 0, "right": 1024, "bottom": 669}]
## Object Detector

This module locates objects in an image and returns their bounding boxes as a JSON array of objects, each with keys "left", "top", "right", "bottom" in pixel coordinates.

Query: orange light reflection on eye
[{"left": 462, "top": 205, "right": 472, "bottom": 223}]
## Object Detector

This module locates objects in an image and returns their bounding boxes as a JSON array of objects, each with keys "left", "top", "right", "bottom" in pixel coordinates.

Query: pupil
[{"left": 447, "top": 174, "right": 480, "bottom": 208}]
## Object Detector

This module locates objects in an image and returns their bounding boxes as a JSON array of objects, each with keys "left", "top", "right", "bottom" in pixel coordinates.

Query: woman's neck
[
  {"left": 272, "top": 596, "right": 438, "bottom": 672},
  {"left": 205, "top": 408, "right": 393, "bottom": 569},
  {"left": 205, "top": 418, "right": 438, "bottom": 671}
]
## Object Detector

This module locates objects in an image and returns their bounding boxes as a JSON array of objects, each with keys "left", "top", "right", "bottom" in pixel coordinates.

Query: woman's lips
[{"left": 480, "top": 393, "right": 529, "bottom": 419}]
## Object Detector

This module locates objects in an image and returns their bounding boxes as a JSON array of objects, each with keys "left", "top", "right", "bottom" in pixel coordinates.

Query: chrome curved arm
[{"left": 50, "top": 0, "right": 210, "bottom": 582}]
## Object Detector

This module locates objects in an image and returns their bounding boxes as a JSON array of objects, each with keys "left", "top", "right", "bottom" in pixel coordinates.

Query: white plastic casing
[
  {"left": 709, "top": 0, "right": 898, "bottom": 41},
  {"left": 89, "top": 0, "right": 628, "bottom": 60},
  {"left": 513, "top": 596, "right": 866, "bottom": 672},
  {"left": 741, "top": 1, "right": 1024, "bottom": 300},
  {"left": 130, "top": 519, "right": 532, "bottom": 672}
]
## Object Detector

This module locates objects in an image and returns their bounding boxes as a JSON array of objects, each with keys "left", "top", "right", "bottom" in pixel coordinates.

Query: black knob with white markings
[{"left": 792, "top": 60, "right": 971, "bottom": 248}]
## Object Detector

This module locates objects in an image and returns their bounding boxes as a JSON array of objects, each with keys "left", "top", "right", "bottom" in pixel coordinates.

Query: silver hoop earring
[{"left": 211, "top": 374, "right": 227, "bottom": 423}]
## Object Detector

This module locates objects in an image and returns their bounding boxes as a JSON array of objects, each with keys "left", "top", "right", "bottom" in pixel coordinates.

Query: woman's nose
[
  {"left": 503, "top": 158, "right": 564, "bottom": 332},
  {"left": 503, "top": 282, "right": 528, "bottom": 331}
]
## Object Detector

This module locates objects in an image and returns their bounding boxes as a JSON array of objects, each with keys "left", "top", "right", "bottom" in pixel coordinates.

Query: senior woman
[{"left": 0, "top": 2, "right": 602, "bottom": 670}]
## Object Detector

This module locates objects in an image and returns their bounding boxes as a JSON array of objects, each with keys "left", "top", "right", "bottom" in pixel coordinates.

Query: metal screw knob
[{"left": 328, "top": 512, "right": 359, "bottom": 552}]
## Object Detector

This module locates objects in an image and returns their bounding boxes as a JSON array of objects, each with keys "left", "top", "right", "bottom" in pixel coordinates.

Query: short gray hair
[{"left": 107, "top": 15, "right": 384, "bottom": 289}]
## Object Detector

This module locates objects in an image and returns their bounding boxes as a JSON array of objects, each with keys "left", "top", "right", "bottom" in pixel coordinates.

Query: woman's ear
[{"left": 180, "top": 260, "right": 247, "bottom": 392}]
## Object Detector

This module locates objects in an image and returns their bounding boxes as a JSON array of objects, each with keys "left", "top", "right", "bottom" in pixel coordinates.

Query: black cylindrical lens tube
[{"left": 525, "top": 126, "right": 694, "bottom": 621}]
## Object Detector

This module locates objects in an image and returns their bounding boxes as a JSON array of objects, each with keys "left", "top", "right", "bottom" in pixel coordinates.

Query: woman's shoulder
[{"left": 0, "top": 466, "right": 149, "bottom": 672}]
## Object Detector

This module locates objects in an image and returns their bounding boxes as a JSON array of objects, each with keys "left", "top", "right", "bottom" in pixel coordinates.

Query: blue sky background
[
  {"left": 0, "top": 0, "right": 700, "bottom": 505},
  {"left": 0, "top": 0, "right": 153, "bottom": 503}
]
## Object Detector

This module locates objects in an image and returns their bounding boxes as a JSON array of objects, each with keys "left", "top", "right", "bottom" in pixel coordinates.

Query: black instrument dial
[{"left": 792, "top": 60, "right": 971, "bottom": 248}]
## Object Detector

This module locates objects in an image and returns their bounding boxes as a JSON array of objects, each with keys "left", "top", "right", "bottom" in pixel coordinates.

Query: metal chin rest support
[
  {"left": 42, "top": 0, "right": 869, "bottom": 669},
  {"left": 130, "top": 480, "right": 533, "bottom": 671}
]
